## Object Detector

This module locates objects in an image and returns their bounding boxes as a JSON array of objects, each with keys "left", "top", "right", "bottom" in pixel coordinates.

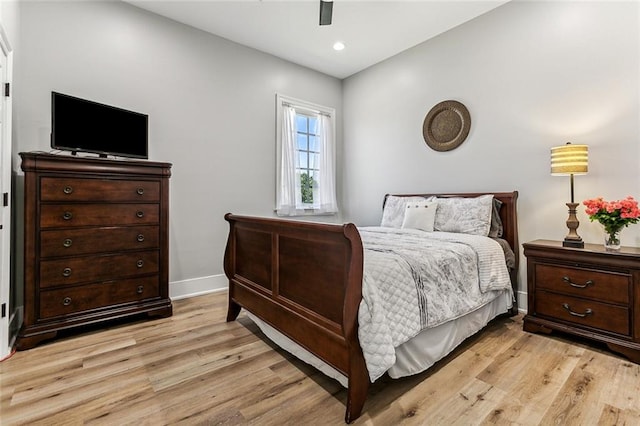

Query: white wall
[
  {"left": 15, "top": 1, "right": 343, "bottom": 296},
  {"left": 0, "top": 1, "right": 18, "bottom": 49},
  {"left": 13, "top": 1, "right": 640, "bottom": 308},
  {"left": 342, "top": 0, "right": 640, "bottom": 309}
]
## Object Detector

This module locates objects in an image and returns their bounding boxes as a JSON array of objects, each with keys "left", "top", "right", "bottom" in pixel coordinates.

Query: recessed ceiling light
[{"left": 333, "top": 41, "right": 345, "bottom": 51}]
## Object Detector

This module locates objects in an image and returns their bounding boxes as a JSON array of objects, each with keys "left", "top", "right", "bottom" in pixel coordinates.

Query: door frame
[{"left": 0, "top": 21, "right": 13, "bottom": 360}]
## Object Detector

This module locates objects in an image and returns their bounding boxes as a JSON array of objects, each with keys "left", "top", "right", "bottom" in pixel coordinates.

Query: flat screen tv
[{"left": 51, "top": 92, "right": 148, "bottom": 159}]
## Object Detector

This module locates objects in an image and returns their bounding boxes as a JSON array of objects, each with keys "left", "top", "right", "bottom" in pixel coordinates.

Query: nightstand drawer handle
[
  {"left": 62, "top": 211, "right": 73, "bottom": 220},
  {"left": 137, "top": 188, "right": 145, "bottom": 195},
  {"left": 562, "top": 303, "right": 593, "bottom": 318},
  {"left": 136, "top": 259, "right": 144, "bottom": 268},
  {"left": 136, "top": 211, "right": 144, "bottom": 218},
  {"left": 63, "top": 238, "right": 73, "bottom": 248},
  {"left": 562, "top": 276, "right": 594, "bottom": 289},
  {"left": 136, "top": 285, "right": 144, "bottom": 294},
  {"left": 63, "top": 186, "right": 73, "bottom": 195},
  {"left": 62, "top": 267, "right": 72, "bottom": 277},
  {"left": 137, "top": 234, "right": 145, "bottom": 242},
  {"left": 62, "top": 297, "right": 72, "bottom": 306}
]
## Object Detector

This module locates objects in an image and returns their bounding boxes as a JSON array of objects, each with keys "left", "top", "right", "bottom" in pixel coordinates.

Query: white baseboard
[
  {"left": 169, "top": 274, "right": 228, "bottom": 301},
  {"left": 516, "top": 290, "right": 528, "bottom": 314}
]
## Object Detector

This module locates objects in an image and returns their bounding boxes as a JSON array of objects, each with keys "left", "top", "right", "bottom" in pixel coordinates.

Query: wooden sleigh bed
[{"left": 224, "top": 191, "right": 519, "bottom": 423}]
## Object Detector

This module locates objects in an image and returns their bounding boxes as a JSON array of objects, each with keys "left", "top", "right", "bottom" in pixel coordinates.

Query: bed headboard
[{"left": 384, "top": 191, "right": 519, "bottom": 310}]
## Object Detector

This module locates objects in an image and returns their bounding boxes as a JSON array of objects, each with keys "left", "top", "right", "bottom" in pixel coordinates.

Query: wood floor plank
[
  {"left": 597, "top": 404, "right": 640, "bottom": 425},
  {"left": 425, "top": 378, "right": 507, "bottom": 426},
  {"left": 3, "top": 367, "right": 151, "bottom": 424},
  {"left": 599, "top": 359, "right": 640, "bottom": 411},
  {"left": 150, "top": 339, "right": 274, "bottom": 392},
  {"left": 475, "top": 333, "right": 584, "bottom": 425},
  {"left": 154, "top": 353, "right": 286, "bottom": 423},
  {"left": 243, "top": 375, "right": 344, "bottom": 425},
  {"left": 359, "top": 349, "right": 495, "bottom": 424},
  {"left": 538, "top": 351, "right": 621, "bottom": 425},
  {"left": 45, "top": 381, "right": 160, "bottom": 426},
  {"left": 2, "top": 291, "right": 639, "bottom": 425}
]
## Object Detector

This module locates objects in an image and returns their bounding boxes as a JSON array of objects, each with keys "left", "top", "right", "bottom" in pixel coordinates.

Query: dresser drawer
[
  {"left": 40, "top": 250, "right": 159, "bottom": 288},
  {"left": 40, "top": 204, "right": 159, "bottom": 228},
  {"left": 535, "top": 263, "right": 630, "bottom": 305},
  {"left": 40, "top": 177, "right": 160, "bottom": 202},
  {"left": 534, "top": 290, "right": 630, "bottom": 336},
  {"left": 39, "top": 276, "right": 160, "bottom": 319},
  {"left": 40, "top": 225, "right": 159, "bottom": 257}
]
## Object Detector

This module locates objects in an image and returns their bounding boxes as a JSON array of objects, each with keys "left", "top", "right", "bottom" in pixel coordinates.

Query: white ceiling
[{"left": 126, "top": 0, "right": 510, "bottom": 79}]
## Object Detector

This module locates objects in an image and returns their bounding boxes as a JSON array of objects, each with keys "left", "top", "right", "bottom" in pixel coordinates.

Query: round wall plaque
[{"left": 422, "top": 100, "right": 471, "bottom": 152}]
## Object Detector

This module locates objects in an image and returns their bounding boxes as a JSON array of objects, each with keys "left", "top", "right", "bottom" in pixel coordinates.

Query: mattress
[{"left": 247, "top": 289, "right": 513, "bottom": 388}]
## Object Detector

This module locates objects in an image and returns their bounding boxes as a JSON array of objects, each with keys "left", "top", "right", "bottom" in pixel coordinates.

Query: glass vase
[{"left": 604, "top": 228, "right": 622, "bottom": 251}]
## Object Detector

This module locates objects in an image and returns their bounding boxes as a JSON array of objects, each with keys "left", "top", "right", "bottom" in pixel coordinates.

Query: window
[
  {"left": 296, "top": 113, "right": 318, "bottom": 204},
  {"left": 276, "top": 94, "right": 338, "bottom": 216}
]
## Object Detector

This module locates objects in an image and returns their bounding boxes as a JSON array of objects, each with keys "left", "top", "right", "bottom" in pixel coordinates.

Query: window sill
[{"left": 274, "top": 208, "right": 338, "bottom": 218}]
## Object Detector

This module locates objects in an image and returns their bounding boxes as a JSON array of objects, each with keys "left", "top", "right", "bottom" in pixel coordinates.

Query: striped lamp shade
[{"left": 550, "top": 143, "right": 588, "bottom": 175}]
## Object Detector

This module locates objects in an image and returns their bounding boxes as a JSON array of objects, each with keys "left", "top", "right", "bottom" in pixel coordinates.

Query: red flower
[{"left": 583, "top": 196, "right": 640, "bottom": 236}]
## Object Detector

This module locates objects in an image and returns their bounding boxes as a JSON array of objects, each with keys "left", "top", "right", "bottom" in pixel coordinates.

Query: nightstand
[{"left": 523, "top": 239, "right": 640, "bottom": 363}]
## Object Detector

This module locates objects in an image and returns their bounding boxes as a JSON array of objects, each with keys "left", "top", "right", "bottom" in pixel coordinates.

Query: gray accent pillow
[
  {"left": 488, "top": 198, "right": 504, "bottom": 238},
  {"left": 434, "top": 194, "right": 494, "bottom": 236}
]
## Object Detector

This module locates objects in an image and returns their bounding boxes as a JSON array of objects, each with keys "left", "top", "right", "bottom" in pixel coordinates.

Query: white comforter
[{"left": 357, "top": 227, "right": 513, "bottom": 382}]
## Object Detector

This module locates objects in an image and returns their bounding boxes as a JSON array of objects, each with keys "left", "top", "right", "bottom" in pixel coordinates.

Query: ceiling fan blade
[{"left": 319, "top": 0, "right": 333, "bottom": 26}]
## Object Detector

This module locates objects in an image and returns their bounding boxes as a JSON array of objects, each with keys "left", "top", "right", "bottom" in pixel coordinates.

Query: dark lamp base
[
  {"left": 563, "top": 202, "right": 584, "bottom": 249},
  {"left": 563, "top": 238, "right": 584, "bottom": 248}
]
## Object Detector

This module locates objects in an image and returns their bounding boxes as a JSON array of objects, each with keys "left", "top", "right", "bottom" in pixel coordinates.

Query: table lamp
[{"left": 551, "top": 142, "right": 589, "bottom": 248}]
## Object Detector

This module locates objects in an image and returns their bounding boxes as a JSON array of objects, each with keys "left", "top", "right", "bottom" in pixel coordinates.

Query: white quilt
[{"left": 357, "top": 227, "right": 513, "bottom": 382}]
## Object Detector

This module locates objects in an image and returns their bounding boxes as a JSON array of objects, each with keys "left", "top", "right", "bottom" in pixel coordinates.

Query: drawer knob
[
  {"left": 62, "top": 297, "right": 72, "bottom": 306},
  {"left": 62, "top": 211, "right": 73, "bottom": 220},
  {"left": 136, "top": 285, "right": 144, "bottom": 294},
  {"left": 62, "top": 267, "right": 72, "bottom": 277},
  {"left": 136, "top": 259, "right": 144, "bottom": 268},
  {"left": 137, "top": 234, "right": 145, "bottom": 242},
  {"left": 562, "top": 303, "right": 593, "bottom": 318},
  {"left": 562, "top": 276, "right": 594, "bottom": 289},
  {"left": 137, "top": 188, "right": 145, "bottom": 195},
  {"left": 63, "top": 186, "right": 73, "bottom": 195},
  {"left": 136, "top": 211, "right": 144, "bottom": 218},
  {"left": 63, "top": 238, "right": 73, "bottom": 248}
]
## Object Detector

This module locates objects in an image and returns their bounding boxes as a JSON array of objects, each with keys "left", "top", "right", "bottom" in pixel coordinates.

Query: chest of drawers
[
  {"left": 17, "top": 153, "right": 172, "bottom": 350},
  {"left": 523, "top": 239, "right": 640, "bottom": 363}
]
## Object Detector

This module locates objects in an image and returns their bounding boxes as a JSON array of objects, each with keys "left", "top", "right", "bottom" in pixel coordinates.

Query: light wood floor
[{"left": 2, "top": 291, "right": 640, "bottom": 425}]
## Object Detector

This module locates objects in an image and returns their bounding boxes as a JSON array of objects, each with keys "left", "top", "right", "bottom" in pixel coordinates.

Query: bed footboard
[{"left": 224, "top": 214, "right": 368, "bottom": 423}]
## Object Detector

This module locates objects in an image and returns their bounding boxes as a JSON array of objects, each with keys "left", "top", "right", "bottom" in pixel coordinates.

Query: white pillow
[
  {"left": 401, "top": 200, "right": 438, "bottom": 232},
  {"left": 381, "top": 195, "right": 433, "bottom": 228},
  {"left": 434, "top": 194, "right": 494, "bottom": 236}
]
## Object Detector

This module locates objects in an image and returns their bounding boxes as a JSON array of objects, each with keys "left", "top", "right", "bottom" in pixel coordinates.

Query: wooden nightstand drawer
[
  {"left": 40, "top": 203, "right": 159, "bottom": 228},
  {"left": 40, "top": 177, "right": 160, "bottom": 202},
  {"left": 535, "top": 290, "right": 630, "bottom": 336},
  {"left": 535, "top": 263, "right": 630, "bottom": 305},
  {"left": 39, "top": 276, "right": 160, "bottom": 319},
  {"left": 40, "top": 250, "right": 159, "bottom": 288},
  {"left": 40, "top": 225, "right": 159, "bottom": 257}
]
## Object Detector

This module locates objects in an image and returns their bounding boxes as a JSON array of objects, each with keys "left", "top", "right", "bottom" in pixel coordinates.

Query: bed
[{"left": 224, "top": 191, "right": 519, "bottom": 423}]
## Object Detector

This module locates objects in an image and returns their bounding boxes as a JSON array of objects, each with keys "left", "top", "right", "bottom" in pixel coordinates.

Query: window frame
[{"left": 275, "top": 93, "right": 337, "bottom": 216}]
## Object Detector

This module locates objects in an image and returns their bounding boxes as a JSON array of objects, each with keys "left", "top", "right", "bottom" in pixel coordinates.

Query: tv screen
[{"left": 51, "top": 92, "right": 148, "bottom": 159}]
